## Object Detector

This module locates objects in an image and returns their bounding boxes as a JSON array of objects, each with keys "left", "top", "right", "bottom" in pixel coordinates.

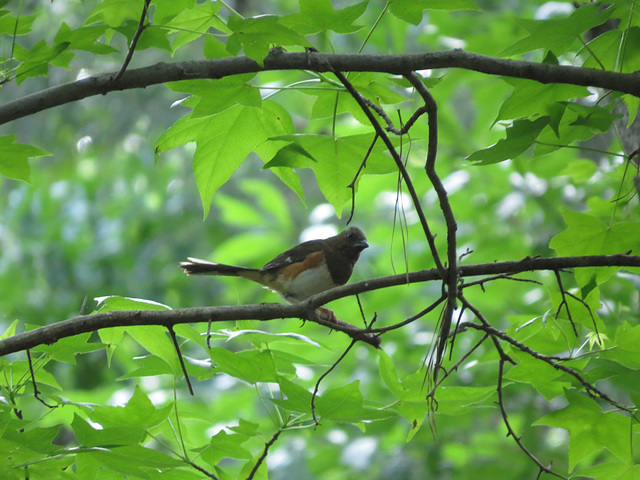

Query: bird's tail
[{"left": 179, "top": 257, "right": 263, "bottom": 282}]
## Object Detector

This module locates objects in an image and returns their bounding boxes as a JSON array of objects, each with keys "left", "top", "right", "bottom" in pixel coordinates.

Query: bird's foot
[{"left": 316, "top": 307, "right": 338, "bottom": 323}]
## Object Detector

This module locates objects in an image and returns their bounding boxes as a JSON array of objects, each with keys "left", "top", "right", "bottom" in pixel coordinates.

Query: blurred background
[{"left": 1, "top": 1, "right": 638, "bottom": 478}]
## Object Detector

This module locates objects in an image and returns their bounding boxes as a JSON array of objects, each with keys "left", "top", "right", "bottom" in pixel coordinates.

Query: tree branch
[
  {"left": 1, "top": 254, "right": 639, "bottom": 356},
  {"left": 1, "top": 50, "right": 639, "bottom": 125}
]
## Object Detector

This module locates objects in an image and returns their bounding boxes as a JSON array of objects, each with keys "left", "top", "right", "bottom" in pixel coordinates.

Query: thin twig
[
  {"left": 496, "top": 359, "right": 568, "bottom": 479},
  {"left": 458, "top": 295, "right": 516, "bottom": 365},
  {"left": 554, "top": 270, "right": 578, "bottom": 336},
  {"left": 114, "top": 0, "right": 151, "bottom": 81},
  {"left": 188, "top": 460, "right": 220, "bottom": 480},
  {"left": 426, "top": 332, "right": 489, "bottom": 397},
  {"left": 346, "top": 134, "right": 378, "bottom": 225},
  {"left": 564, "top": 290, "right": 600, "bottom": 337},
  {"left": 246, "top": 429, "right": 282, "bottom": 480},
  {"left": 368, "top": 294, "right": 446, "bottom": 334},
  {"left": 328, "top": 66, "right": 446, "bottom": 277},
  {"left": 461, "top": 274, "right": 542, "bottom": 291},
  {"left": 404, "top": 72, "right": 459, "bottom": 380},
  {"left": 463, "top": 321, "right": 637, "bottom": 417},
  {"left": 311, "top": 339, "right": 357, "bottom": 426},
  {"left": 167, "top": 326, "right": 194, "bottom": 396},
  {"left": 26, "top": 350, "right": 55, "bottom": 408}
]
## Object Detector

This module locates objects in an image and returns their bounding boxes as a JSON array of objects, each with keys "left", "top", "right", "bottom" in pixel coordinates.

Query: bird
[{"left": 180, "top": 226, "right": 368, "bottom": 303}]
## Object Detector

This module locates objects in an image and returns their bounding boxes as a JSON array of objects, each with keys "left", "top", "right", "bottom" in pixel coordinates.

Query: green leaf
[
  {"left": 0, "top": 360, "right": 62, "bottom": 392},
  {"left": 495, "top": 79, "right": 588, "bottom": 123},
  {"left": 582, "top": 27, "right": 640, "bottom": 74},
  {"left": 94, "top": 295, "right": 172, "bottom": 312},
  {"left": 153, "top": 0, "right": 197, "bottom": 25},
  {"left": 210, "top": 348, "right": 278, "bottom": 383},
  {"left": 550, "top": 209, "right": 640, "bottom": 257},
  {"left": 273, "top": 376, "right": 313, "bottom": 412},
  {"left": 565, "top": 102, "right": 619, "bottom": 132},
  {"left": 0, "top": 11, "right": 34, "bottom": 35},
  {"left": 315, "top": 380, "right": 392, "bottom": 423},
  {"left": 229, "top": 418, "right": 260, "bottom": 437},
  {"left": 560, "top": 160, "right": 597, "bottom": 182},
  {"left": 269, "top": 133, "right": 397, "bottom": 216},
  {"left": 125, "top": 326, "right": 179, "bottom": 372},
  {"left": 167, "top": 76, "right": 262, "bottom": 118},
  {"left": 0, "top": 135, "right": 50, "bottom": 181},
  {"left": 98, "top": 327, "right": 125, "bottom": 366},
  {"left": 389, "top": 0, "right": 480, "bottom": 25},
  {"left": 281, "top": 0, "right": 368, "bottom": 35},
  {"left": 501, "top": 3, "right": 616, "bottom": 57},
  {"left": 54, "top": 23, "right": 117, "bottom": 55},
  {"left": 434, "top": 386, "right": 496, "bottom": 414},
  {"left": 162, "top": 1, "right": 227, "bottom": 53},
  {"left": 71, "top": 413, "right": 147, "bottom": 447},
  {"left": 134, "top": 23, "right": 172, "bottom": 52},
  {"left": 607, "top": 322, "right": 640, "bottom": 369},
  {"left": 156, "top": 100, "right": 295, "bottom": 217},
  {"left": 378, "top": 351, "right": 431, "bottom": 439},
  {"left": 466, "top": 117, "right": 549, "bottom": 164},
  {"left": 274, "top": 378, "right": 391, "bottom": 423},
  {"left": 79, "top": 386, "right": 173, "bottom": 429},
  {"left": 578, "top": 462, "right": 640, "bottom": 480},
  {"left": 0, "top": 320, "right": 18, "bottom": 340},
  {"left": 504, "top": 352, "right": 569, "bottom": 400},
  {"left": 33, "top": 333, "right": 103, "bottom": 364},
  {"left": 80, "top": 445, "right": 183, "bottom": 476},
  {"left": 118, "top": 353, "right": 177, "bottom": 378},
  {"left": 534, "top": 389, "right": 631, "bottom": 469},
  {"left": 199, "top": 430, "right": 252, "bottom": 467},
  {"left": 262, "top": 143, "right": 318, "bottom": 169},
  {"left": 86, "top": 0, "right": 143, "bottom": 28},
  {"left": 227, "top": 15, "right": 310, "bottom": 65},
  {"left": 215, "top": 328, "right": 321, "bottom": 348}
]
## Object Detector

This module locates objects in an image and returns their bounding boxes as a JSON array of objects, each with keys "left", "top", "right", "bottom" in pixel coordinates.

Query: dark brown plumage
[{"left": 180, "top": 226, "right": 368, "bottom": 302}]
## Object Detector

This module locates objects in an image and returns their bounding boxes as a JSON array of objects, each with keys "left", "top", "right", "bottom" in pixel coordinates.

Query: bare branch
[
  {"left": 246, "top": 429, "right": 282, "bottom": 480},
  {"left": 329, "top": 67, "right": 446, "bottom": 277},
  {"left": 2, "top": 50, "right": 639, "bottom": 127},
  {"left": 168, "top": 326, "right": 194, "bottom": 396},
  {"left": 496, "top": 359, "right": 568, "bottom": 479},
  {"left": 464, "top": 322, "right": 637, "bottom": 416},
  {"left": 113, "top": 0, "right": 151, "bottom": 81},
  {"left": 311, "top": 339, "right": 357, "bottom": 426},
  {"left": 554, "top": 270, "right": 578, "bottom": 336},
  {"left": 405, "top": 72, "right": 459, "bottom": 378}
]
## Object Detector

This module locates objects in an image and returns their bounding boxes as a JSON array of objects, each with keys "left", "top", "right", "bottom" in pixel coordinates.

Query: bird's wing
[{"left": 260, "top": 239, "right": 324, "bottom": 272}]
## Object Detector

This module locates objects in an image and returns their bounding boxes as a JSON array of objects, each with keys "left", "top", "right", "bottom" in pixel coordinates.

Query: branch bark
[
  {"left": 1, "top": 254, "right": 638, "bottom": 356},
  {"left": 1, "top": 49, "right": 639, "bottom": 125}
]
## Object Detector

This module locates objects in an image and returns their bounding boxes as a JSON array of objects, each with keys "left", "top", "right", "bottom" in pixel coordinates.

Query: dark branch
[
  {"left": 1, "top": 254, "right": 639, "bottom": 356},
  {"left": 246, "top": 429, "right": 282, "bottom": 480},
  {"left": 168, "top": 326, "right": 194, "bottom": 395},
  {"left": 330, "top": 68, "right": 446, "bottom": 277},
  {"left": 496, "top": 359, "right": 568, "bottom": 479},
  {"left": 2, "top": 50, "right": 639, "bottom": 125},
  {"left": 311, "top": 339, "right": 357, "bottom": 426},
  {"left": 113, "top": 0, "right": 151, "bottom": 81},
  {"left": 405, "top": 73, "right": 459, "bottom": 377}
]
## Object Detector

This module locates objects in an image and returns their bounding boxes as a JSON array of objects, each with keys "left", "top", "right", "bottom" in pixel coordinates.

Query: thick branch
[
  {"left": 1, "top": 254, "right": 638, "bottom": 356},
  {"left": 1, "top": 50, "right": 639, "bottom": 125}
]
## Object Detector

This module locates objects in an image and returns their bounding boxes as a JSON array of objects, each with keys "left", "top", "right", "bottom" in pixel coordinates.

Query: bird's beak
[{"left": 354, "top": 240, "right": 369, "bottom": 250}]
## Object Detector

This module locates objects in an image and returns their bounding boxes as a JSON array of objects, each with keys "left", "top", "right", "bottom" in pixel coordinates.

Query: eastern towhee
[{"left": 180, "top": 226, "right": 368, "bottom": 303}]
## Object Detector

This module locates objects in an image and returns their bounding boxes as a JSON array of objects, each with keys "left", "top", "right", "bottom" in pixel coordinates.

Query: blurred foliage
[{"left": 1, "top": 0, "right": 640, "bottom": 479}]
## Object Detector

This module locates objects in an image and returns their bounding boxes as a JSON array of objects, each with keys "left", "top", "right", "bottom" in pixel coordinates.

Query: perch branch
[{"left": 1, "top": 254, "right": 639, "bottom": 356}]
